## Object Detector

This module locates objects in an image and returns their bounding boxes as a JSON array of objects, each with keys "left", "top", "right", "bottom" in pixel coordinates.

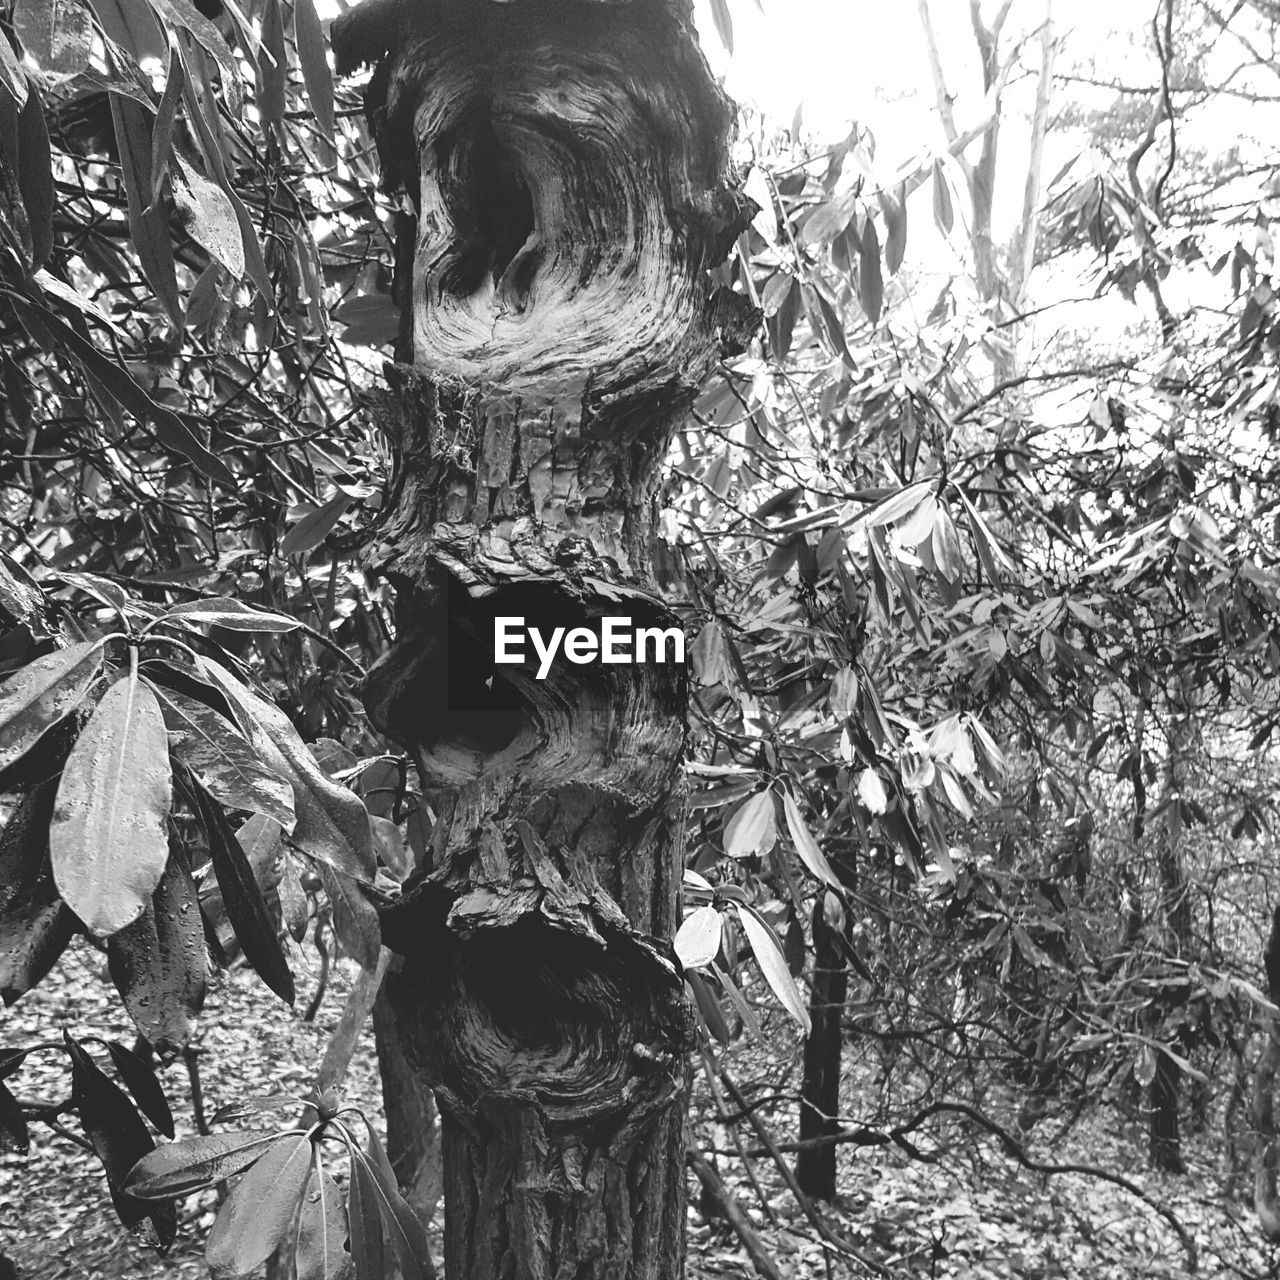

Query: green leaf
[
  {"left": 880, "top": 187, "right": 907, "bottom": 275},
  {"left": 104, "top": 1040, "right": 175, "bottom": 1137},
  {"left": 735, "top": 904, "right": 810, "bottom": 1035},
  {"left": 107, "top": 848, "right": 207, "bottom": 1052},
  {"left": 14, "top": 0, "right": 94, "bottom": 76},
  {"left": 188, "top": 776, "right": 295, "bottom": 1005},
  {"left": 50, "top": 671, "right": 173, "bottom": 938},
  {"left": 206, "top": 1130, "right": 315, "bottom": 1279},
  {"left": 146, "top": 0, "right": 242, "bottom": 115},
  {"left": 293, "top": 0, "right": 335, "bottom": 146},
  {"left": 281, "top": 493, "right": 353, "bottom": 558},
  {"left": 161, "top": 596, "right": 302, "bottom": 633},
  {"left": 198, "top": 656, "right": 376, "bottom": 881},
  {"left": 295, "top": 1167, "right": 351, "bottom": 1280},
  {"left": 125, "top": 1128, "right": 285, "bottom": 1198},
  {"left": 210, "top": 1094, "right": 298, "bottom": 1126},
  {"left": 90, "top": 0, "right": 164, "bottom": 62},
  {"left": 153, "top": 683, "right": 296, "bottom": 830},
  {"left": 0, "top": 28, "right": 28, "bottom": 108},
  {"left": 781, "top": 793, "right": 843, "bottom": 891},
  {"left": 0, "top": 640, "right": 104, "bottom": 776},
  {"left": 65, "top": 1032, "right": 176, "bottom": 1245}
]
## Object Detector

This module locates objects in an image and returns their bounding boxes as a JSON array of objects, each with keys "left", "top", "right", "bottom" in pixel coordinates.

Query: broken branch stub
[{"left": 335, "top": 2, "right": 754, "bottom": 1274}]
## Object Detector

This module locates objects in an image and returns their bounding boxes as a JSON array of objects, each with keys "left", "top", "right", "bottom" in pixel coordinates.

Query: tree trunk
[
  {"left": 796, "top": 892, "right": 848, "bottom": 1201},
  {"left": 333, "top": 3, "right": 753, "bottom": 1276}
]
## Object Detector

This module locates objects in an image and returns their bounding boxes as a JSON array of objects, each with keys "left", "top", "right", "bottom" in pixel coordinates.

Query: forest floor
[{"left": 1, "top": 942, "right": 1276, "bottom": 1279}]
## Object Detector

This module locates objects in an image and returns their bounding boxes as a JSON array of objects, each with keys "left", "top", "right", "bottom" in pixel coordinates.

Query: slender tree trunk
[
  {"left": 334, "top": 3, "right": 753, "bottom": 1276},
  {"left": 796, "top": 892, "right": 848, "bottom": 1201}
]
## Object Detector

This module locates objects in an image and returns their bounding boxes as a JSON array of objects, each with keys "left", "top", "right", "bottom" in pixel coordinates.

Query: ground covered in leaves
[{"left": 1, "top": 949, "right": 1276, "bottom": 1279}]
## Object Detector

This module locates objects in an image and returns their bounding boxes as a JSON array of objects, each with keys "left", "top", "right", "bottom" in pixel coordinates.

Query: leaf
[
  {"left": 107, "top": 848, "right": 207, "bottom": 1052},
  {"left": 210, "top": 1095, "right": 298, "bottom": 1126},
  {"left": 108, "top": 90, "right": 183, "bottom": 332},
  {"left": 0, "top": 29, "right": 28, "bottom": 108},
  {"left": 65, "top": 1033, "right": 176, "bottom": 1245},
  {"left": 0, "top": 784, "right": 75, "bottom": 1004},
  {"left": 188, "top": 776, "right": 295, "bottom": 1005},
  {"left": 932, "top": 160, "right": 954, "bottom": 233},
  {"left": 7, "top": 293, "right": 236, "bottom": 487},
  {"left": 125, "top": 1129, "right": 285, "bottom": 1198},
  {"left": 858, "top": 216, "right": 883, "bottom": 324},
  {"left": 281, "top": 493, "right": 353, "bottom": 558},
  {"left": 856, "top": 769, "right": 888, "bottom": 816},
  {"left": 0, "top": 1078, "right": 28, "bottom": 1153},
  {"left": 154, "top": 684, "right": 296, "bottom": 829},
  {"left": 295, "top": 1168, "right": 351, "bottom": 1280},
  {"left": 674, "top": 904, "right": 722, "bottom": 970},
  {"left": 16, "top": 75, "right": 53, "bottom": 269},
  {"left": 735, "top": 905, "right": 811, "bottom": 1035},
  {"left": 198, "top": 657, "right": 375, "bottom": 881},
  {"left": 50, "top": 670, "right": 172, "bottom": 937},
  {"left": 0, "top": 639, "right": 104, "bottom": 776},
  {"left": 360, "top": 1125, "right": 430, "bottom": 1280},
  {"left": 1134, "top": 1043, "right": 1157, "bottom": 1088},
  {"left": 105, "top": 1040, "right": 175, "bottom": 1137},
  {"left": 149, "top": 35, "right": 184, "bottom": 207},
  {"left": 146, "top": 0, "right": 242, "bottom": 115},
  {"left": 92, "top": 0, "right": 164, "bottom": 61},
  {"left": 293, "top": 0, "right": 335, "bottom": 146},
  {"left": 162, "top": 596, "right": 302, "bottom": 633},
  {"left": 880, "top": 189, "right": 907, "bottom": 275},
  {"left": 708, "top": 0, "right": 734, "bottom": 52},
  {"left": 206, "top": 1131, "right": 315, "bottom": 1279},
  {"left": 686, "top": 971, "right": 731, "bottom": 1045},
  {"left": 346, "top": 1145, "right": 386, "bottom": 1280},
  {"left": 368, "top": 815, "right": 412, "bottom": 881},
  {"left": 172, "top": 154, "right": 246, "bottom": 279},
  {"left": 315, "top": 861, "right": 380, "bottom": 972},
  {"left": 14, "top": 0, "right": 94, "bottom": 76},
  {"left": 782, "top": 793, "right": 843, "bottom": 891},
  {"left": 723, "top": 790, "right": 777, "bottom": 858}
]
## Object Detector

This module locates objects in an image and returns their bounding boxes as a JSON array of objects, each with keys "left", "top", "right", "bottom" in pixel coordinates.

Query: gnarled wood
[{"left": 334, "top": 2, "right": 753, "bottom": 1275}]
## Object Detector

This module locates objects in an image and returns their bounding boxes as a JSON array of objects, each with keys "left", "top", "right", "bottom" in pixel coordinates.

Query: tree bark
[{"left": 334, "top": 3, "right": 753, "bottom": 1276}]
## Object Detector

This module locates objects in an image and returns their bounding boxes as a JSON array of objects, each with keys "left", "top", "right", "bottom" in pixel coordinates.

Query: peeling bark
[{"left": 334, "top": 2, "right": 753, "bottom": 1274}]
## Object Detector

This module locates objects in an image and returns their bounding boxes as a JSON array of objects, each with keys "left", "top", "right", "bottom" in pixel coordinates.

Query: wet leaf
[
  {"left": 198, "top": 657, "right": 375, "bottom": 881},
  {"left": 50, "top": 671, "right": 172, "bottom": 937},
  {"left": 293, "top": 0, "right": 335, "bottom": 146},
  {"left": 161, "top": 597, "right": 301, "bottom": 633},
  {"left": 125, "top": 1128, "right": 285, "bottom": 1198},
  {"left": 155, "top": 684, "right": 295, "bottom": 830},
  {"left": 0, "top": 640, "right": 104, "bottom": 776},
  {"left": 107, "top": 848, "right": 207, "bottom": 1052},
  {"left": 14, "top": 0, "right": 94, "bottom": 76},
  {"left": 189, "top": 776, "right": 295, "bottom": 1005},
  {"left": 104, "top": 1040, "right": 175, "bottom": 1137},
  {"left": 172, "top": 154, "right": 246, "bottom": 279},
  {"left": 65, "top": 1032, "right": 176, "bottom": 1245},
  {"left": 205, "top": 1130, "right": 315, "bottom": 1279}
]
